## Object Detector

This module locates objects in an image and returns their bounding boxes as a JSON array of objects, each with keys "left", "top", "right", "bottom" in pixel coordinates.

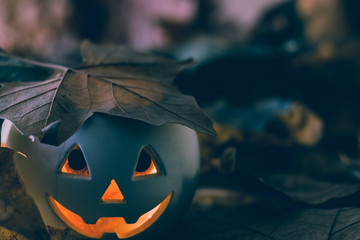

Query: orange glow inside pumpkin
[
  {"left": 49, "top": 193, "right": 172, "bottom": 239},
  {"left": 101, "top": 180, "right": 125, "bottom": 203},
  {"left": 60, "top": 145, "right": 159, "bottom": 178},
  {"left": 61, "top": 159, "right": 90, "bottom": 176},
  {"left": 53, "top": 145, "right": 168, "bottom": 238},
  {"left": 60, "top": 145, "right": 90, "bottom": 176},
  {"left": 134, "top": 157, "right": 158, "bottom": 177}
]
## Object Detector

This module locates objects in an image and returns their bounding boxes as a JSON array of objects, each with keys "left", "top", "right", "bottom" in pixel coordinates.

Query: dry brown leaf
[
  {"left": 0, "top": 41, "right": 214, "bottom": 145},
  {"left": 0, "top": 226, "right": 28, "bottom": 240}
]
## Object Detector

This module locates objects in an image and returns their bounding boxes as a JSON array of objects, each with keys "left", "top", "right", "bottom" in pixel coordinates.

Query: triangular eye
[
  {"left": 60, "top": 145, "right": 90, "bottom": 177},
  {"left": 134, "top": 146, "right": 160, "bottom": 178}
]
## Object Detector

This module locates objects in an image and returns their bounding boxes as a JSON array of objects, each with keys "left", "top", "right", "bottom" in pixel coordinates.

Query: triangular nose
[{"left": 101, "top": 179, "right": 126, "bottom": 203}]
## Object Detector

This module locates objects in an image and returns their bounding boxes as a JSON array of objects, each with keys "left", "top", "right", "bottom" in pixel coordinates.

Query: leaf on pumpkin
[
  {"left": 0, "top": 148, "right": 49, "bottom": 240},
  {"left": 0, "top": 41, "right": 215, "bottom": 145}
]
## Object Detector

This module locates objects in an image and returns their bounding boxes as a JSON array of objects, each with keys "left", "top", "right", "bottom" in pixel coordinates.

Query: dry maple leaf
[{"left": 0, "top": 41, "right": 215, "bottom": 145}]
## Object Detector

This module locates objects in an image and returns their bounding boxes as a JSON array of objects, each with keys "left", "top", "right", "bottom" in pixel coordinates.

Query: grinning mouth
[{"left": 48, "top": 193, "right": 172, "bottom": 239}]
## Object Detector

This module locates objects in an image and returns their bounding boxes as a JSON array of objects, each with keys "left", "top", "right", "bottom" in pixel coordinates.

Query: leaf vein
[
  {"left": 18, "top": 102, "right": 51, "bottom": 123},
  {"left": 0, "top": 88, "right": 56, "bottom": 115},
  {"left": 111, "top": 83, "right": 126, "bottom": 114},
  {"left": 0, "top": 77, "right": 60, "bottom": 98},
  {"left": 331, "top": 219, "right": 360, "bottom": 236},
  {"left": 108, "top": 80, "right": 211, "bottom": 133},
  {"left": 328, "top": 209, "right": 341, "bottom": 239},
  {"left": 45, "top": 70, "right": 69, "bottom": 126},
  {"left": 22, "top": 119, "right": 46, "bottom": 129}
]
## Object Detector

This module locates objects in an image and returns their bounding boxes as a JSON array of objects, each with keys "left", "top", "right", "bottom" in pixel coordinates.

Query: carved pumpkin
[{"left": 2, "top": 114, "right": 200, "bottom": 239}]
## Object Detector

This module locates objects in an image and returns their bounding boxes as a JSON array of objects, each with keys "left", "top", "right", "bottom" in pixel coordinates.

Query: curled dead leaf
[{"left": 0, "top": 42, "right": 214, "bottom": 145}]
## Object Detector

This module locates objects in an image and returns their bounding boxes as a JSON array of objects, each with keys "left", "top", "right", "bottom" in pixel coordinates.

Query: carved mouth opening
[{"left": 48, "top": 193, "right": 172, "bottom": 239}]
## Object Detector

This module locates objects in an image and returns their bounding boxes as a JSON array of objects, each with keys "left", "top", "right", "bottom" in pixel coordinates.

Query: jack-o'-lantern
[{"left": 2, "top": 113, "right": 200, "bottom": 239}]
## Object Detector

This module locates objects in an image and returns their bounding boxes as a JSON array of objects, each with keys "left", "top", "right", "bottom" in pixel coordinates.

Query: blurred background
[
  {"left": 3, "top": 0, "right": 360, "bottom": 139},
  {"left": 0, "top": 0, "right": 290, "bottom": 60},
  {"left": 4, "top": 0, "right": 360, "bottom": 63},
  {"left": 3, "top": 0, "right": 360, "bottom": 239}
]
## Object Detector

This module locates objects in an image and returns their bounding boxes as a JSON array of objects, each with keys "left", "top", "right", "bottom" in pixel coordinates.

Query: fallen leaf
[
  {"left": 169, "top": 204, "right": 360, "bottom": 240},
  {"left": 261, "top": 174, "right": 360, "bottom": 205},
  {"left": 0, "top": 226, "right": 28, "bottom": 240},
  {"left": 0, "top": 42, "right": 214, "bottom": 145},
  {"left": 47, "top": 227, "right": 82, "bottom": 240},
  {"left": 0, "top": 148, "right": 48, "bottom": 239}
]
